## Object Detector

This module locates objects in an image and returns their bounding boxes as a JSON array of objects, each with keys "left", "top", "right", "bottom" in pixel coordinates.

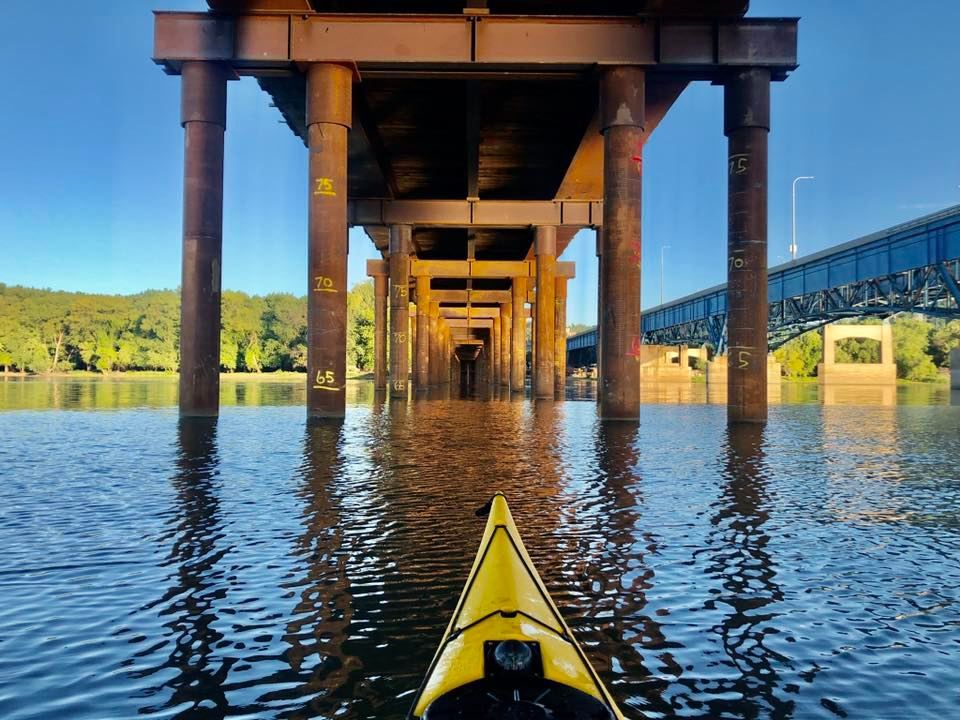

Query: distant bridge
[{"left": 568, "top": 205, "right": 960, "bottom": 366}]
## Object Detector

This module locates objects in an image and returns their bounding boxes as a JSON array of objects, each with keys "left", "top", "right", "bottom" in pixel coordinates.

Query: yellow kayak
[{"left": 408, "top": 493, "right": 626, "bottom": 720}]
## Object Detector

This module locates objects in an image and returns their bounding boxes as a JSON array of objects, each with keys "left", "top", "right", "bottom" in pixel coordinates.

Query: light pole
[
  {"left": 791, "top": 175, "right": 815, "bottom": 261},
  {"left": 659, "top": 244, "right": 670, "bottom": 306}
]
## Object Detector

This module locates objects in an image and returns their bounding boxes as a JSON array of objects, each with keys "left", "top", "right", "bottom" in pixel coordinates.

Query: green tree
[
  {"left": 567, "top": 323, "right": 593, "bottom": 337},
  {"left": 930, "top": 319, "right": 960, "bottom": 368},
  {"left": 892, "top": 314, "right": 939, "bottom": 381},
  {"left": 347, "top": 280, "right": 375, "bottom": 371},
  {"left": 774, "top": 329, "right": 822, "bottom": 378}
]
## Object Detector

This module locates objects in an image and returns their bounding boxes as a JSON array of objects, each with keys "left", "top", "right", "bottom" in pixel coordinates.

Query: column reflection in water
[
  {"left": 137, "top": 418, "right": 229, "bottom": 718},
  {"left": 704, "top": 423, "right": 789, "bottom": 718},
  {"left": 590, "top": 421, "right": 671, "bottom": 716},
  {"left": 284, "top": 418, "right": 357, "bottom": 715}
]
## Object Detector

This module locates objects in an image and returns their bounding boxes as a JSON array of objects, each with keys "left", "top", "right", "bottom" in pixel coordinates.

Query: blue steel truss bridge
[{"left": 568, "top": 205, "right": 960, "bottom": 365}]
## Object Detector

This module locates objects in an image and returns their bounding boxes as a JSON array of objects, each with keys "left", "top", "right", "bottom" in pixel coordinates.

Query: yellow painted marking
[
  {"left": 314, "top": 177, "right": 336, "bottom": 196},
  {"left": 312, "top": 384, "right": 342, "bottom": 392},
  {"left": 314, "top": 276, "right": 336, "bottom": 293}
]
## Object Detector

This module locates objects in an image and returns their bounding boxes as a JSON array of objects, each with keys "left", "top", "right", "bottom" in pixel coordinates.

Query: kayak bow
[{"left": 408, "top": 493, "right": 626, "bottom": 720}]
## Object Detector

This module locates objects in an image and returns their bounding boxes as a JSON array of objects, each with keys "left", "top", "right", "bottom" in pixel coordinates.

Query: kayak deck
[{"left": 408, "top": 494, "right": 625, "bottom": 719}]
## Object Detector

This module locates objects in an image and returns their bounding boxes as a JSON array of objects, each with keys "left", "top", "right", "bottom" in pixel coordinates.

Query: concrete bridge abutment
[{"left": 818, "top": 322, "right": 896, "bottom": 385}]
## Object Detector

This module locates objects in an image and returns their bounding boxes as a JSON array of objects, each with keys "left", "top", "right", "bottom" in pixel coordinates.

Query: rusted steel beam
[
  {"left": 373, "top": 274, "right": 387, "bottom": 389},
  {"left": 725, "top": 69, "right": 770, "bottom": 423},
  {"left": 389, "top": 225, "right": 411, "bottom": 399},
  {"left": 511, "top": 277, "right": 526, "bottom": 393},
  {"left": 554, "top": 276, "right": 568, "bottom": 398},
  {"left": 534, "top": 227, "right": 556, "bottom": 399},
  {"left": 154, "top": 13, "right": 798, "bottom": 78},
  {"left": 500, "top": 302, "right": 512, "bottom": 387},
  {"left": 407, "top": 259, "right": 575, "bottom": 279},
  {"left": 415, "top": 275, "right": 431, "bottom": 388},
  {"left": 440, "top": 307, "right": 499, "bottom": 319},
  {"left": 178, "top": 61, "right": 227, "bottom": 418},
  {"left": 430, "top": 289, "right": 510, "bottom": 304},
  {"left": 306, "top": 63, "right": 352, "bottom": 418},
  {"left": 599, "top": 66, "right": 644, "bottom": 421},
  {"left": 446, "top": 318, "right": 494, "bottom": 329},
  {"left": 349, "top": 199, "right": 600, "bottom": 228}
]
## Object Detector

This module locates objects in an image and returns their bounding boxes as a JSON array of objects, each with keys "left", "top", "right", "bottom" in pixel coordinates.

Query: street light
[
  {"left": 659, "top": 244, "right": 671, "bottom": 306},
  {"left": 791, "top": 175, "right": 815, "bottom": 261}
]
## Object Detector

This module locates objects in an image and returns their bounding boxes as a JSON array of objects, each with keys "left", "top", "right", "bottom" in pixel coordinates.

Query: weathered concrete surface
[
  {"left": 951, "top": 347, "right": 960, "bottom": 390},
  {"left": 818, "top": 323, "right": 895, "bottom": 385}
]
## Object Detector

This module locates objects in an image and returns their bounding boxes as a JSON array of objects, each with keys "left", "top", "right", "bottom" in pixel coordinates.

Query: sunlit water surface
[{"left": 1, "top": 377, "right": 958, "bottom": 719}]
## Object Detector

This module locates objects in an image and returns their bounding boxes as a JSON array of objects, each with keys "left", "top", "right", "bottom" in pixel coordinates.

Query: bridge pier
[
  {"left": 819, "top": 322, "right": 896, "bottom": 385},
  {"left": 178, "top": 61, "right": 227, "bottom": 418},
  {"left": 492, "top": 310, "right": 502, "bottom": 391},
  {"left": 554, "top": 277, "right": 568, "bottom": 398},
  {"left": 535, "top": 227, "right": 556, "bottom": 399},
  {"left": 415, "top": 276, "right": 431, "bottom": 389},
  {"left": 306, "top": 63, "right": 352, "bottom": 418},
  {"left": 511, "top": 277, "right": 526, "bottom": 393},
  {"left": 724, "top": 68, "right": 770, "bottom": 424},
  {"left": 388, "top": 225, "right": 411, "bottom": 399},
  {"left": 599, "top": 67, "right": 645, "bottom": 420},
  {"left": 373, "top": 273, "right": 387, "bottom": 390},
  {"left": 429, "top": 301, "right": 440, "bottom": 386},
  {"left": 500, "top": 302, "right": 512, "bottom": 387},
  {"left": 953, "top": 348, "right": 960, "bottom": 390}
]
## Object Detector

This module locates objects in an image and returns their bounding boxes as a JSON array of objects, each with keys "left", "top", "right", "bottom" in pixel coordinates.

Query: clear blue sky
[{"left": 2, "top": 1, "right": 959, "bottom": 326}]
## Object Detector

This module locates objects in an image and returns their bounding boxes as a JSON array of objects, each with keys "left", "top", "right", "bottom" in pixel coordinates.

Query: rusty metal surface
[
  {"left": 374, "top": 274, "right": 387, "bottom": 389},
  {"left": 155, "top": 13, "right": 797, "bottom": 77},
  {"left": 349, "top": 199, "right": 601, "bottom": 227},
  {"left": 534, "top": 227, "right": 556, "bottom": 399},
  {"left": 500, "top": 301, "right": 512, "bottom": 387},
  {"left": 554, "top": 276, "right": 568, "bottom": 397},
  {"left": 599, "top": 67, "right": 644, "bottom": 421},
  {"left": 725, "top": 69, "right": 770, "bottom": 423},
  {"left": 388, "top": 226, "right": 412, "bottom": 399},
  {"left": 208, "top": 0, "right": 750, "bottom": 16},
  {"left": 415, "top": 276, "right": 431, "bottom": 387},
  {"left": 511, "top": 277, "right": 527, "bottom": 393},
  {"left": 428, "top": 301, "right": 441, "bottom": 386},
  {"left": 179, "top": 61, "right": 227, "bottom": 417},
  {"left": 306, "top": 63, "right": 352, "bottom": 417}
]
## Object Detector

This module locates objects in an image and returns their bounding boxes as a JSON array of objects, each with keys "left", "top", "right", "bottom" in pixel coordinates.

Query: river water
[{"left": 0, "top": 377, "right": 958, "bottom": 719}]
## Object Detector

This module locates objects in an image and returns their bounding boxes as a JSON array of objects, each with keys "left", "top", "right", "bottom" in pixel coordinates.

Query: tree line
[{"left": 0, "top": 282, "right": 376, "bottom": 374}]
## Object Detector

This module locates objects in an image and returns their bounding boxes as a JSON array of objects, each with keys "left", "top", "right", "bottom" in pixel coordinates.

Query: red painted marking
[{"left": 627, "top": 336, "right": 643, "bottom": 359}]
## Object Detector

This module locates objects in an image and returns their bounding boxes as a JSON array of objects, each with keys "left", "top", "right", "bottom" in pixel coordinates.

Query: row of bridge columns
[
  {"left": 367, "top": 260, "right": 570, "bottom": 399},
  {"left": 176, "top": 60, "right": 771, "bottom": 424}
]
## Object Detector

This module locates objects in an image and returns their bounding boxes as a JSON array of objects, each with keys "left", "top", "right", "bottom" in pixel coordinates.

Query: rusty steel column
[
  {"left": 492, "top": 313, "right": 501, "bottom": 389},
  {"left": 179, "top": 62, "right": 227, "bottom": 417},
  {"left": 415, "top": 275, "right": 431, "bottom": 389},
  {"left": 500, "top": 302, "right": 512, "bottom": 387},
  {"left": 429, "top": 301, "right": 440, "bottom": 386},
  {"left": 554, "top": 276, "right": 568, "bottom": 398},
  {"left": 373, "top": 273, "right": 387, "bottom": 389},
  {"left": 725, "top": 69, "right": 771, "bottom": 424},
  {"left": 389, "top": 225, "right": 411, "bottom": 399},
  {"left": 599, "top": 67, "right": 645, "bottom": 420},
  {"left": 306, "top": 63, "right": 352, "bottom": 418},
  {"left": 595, "top": 229, "right": 603, "bottom": 399},
  {"left": 511, "top": 277, "right": 526, "bottom": 392},
  {"left": 534, "top": 227, "right": 557, "bottom": 399}
]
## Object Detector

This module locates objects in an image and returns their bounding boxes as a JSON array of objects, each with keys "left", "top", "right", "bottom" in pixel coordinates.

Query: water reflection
[
  {"left": 282, "top": 419, "right": 357, "bottom": 716},
  {"left": 136, "top": 418, "right": 231, "bottom": 718},
  {"left": 703, "top": 423, "right": 790, "bottom": 718},
  {"left": 590, "top": 422, "right": 671, "bottom": 715}
]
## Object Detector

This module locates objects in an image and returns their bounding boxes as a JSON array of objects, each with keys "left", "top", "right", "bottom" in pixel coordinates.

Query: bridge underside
[{"left": 158, "top": 0, "right": 796, "bottom": 422}]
